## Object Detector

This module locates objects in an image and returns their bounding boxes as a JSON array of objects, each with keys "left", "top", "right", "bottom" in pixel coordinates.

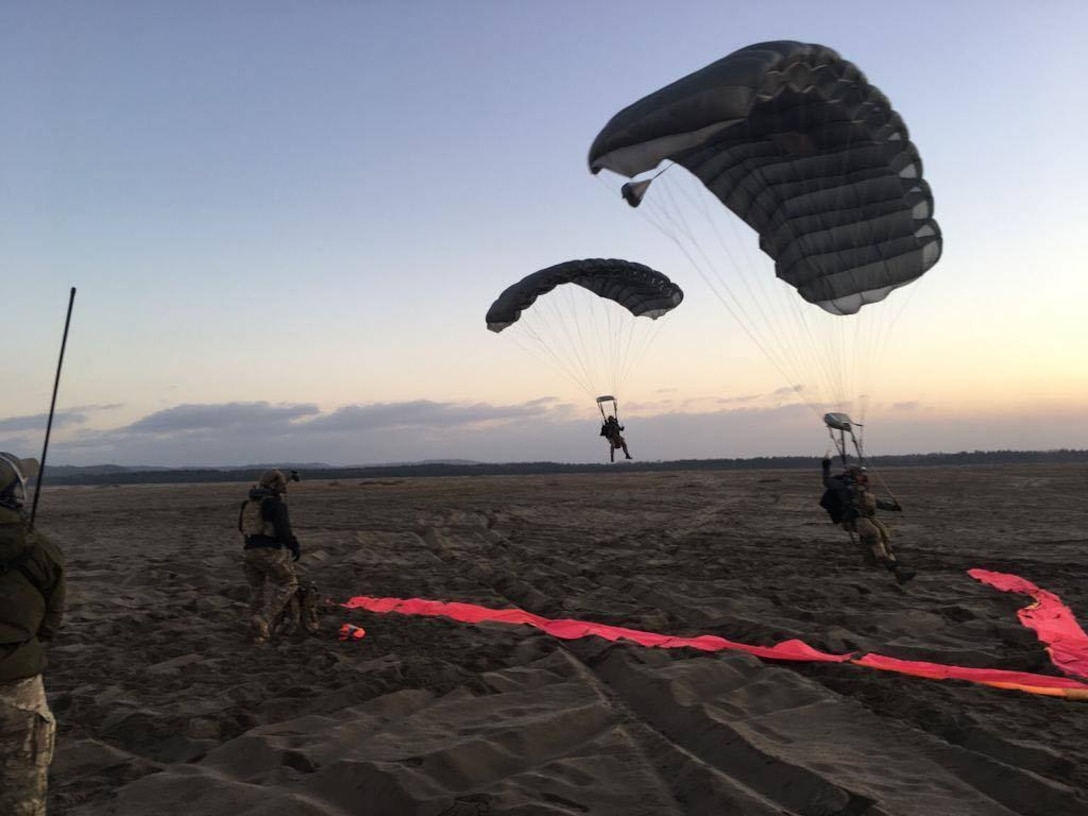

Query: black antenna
[{"left": 30, "top": 287, "right": 76, "bottom": 528}]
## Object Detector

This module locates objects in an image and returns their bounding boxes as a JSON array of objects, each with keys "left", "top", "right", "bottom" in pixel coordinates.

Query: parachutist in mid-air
[
  {"left": 600, "top": 415, "right": 632, "bottom": 462},
  {"left": 821, "top": 457, "right": 915, "bottom": 584}
]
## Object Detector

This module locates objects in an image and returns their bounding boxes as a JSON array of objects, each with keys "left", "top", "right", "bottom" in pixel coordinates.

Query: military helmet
[
  {"left": 258, "top": 468, "right": 289, "bottom": 493},
  {"left": 0, "top": 453, "right": 40, "bottom": 510}
]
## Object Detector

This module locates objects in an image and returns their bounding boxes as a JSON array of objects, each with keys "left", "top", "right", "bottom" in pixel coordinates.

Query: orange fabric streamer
[
  {"left": 968, "top": 568, "right": 1088, "bottom": 681},
  {"left": 340, "top": 570, "right": 1088, "bottom": 699},
  {"left": 853, "top": 654, "right": 1088, "bottom": 699},
  {"left": 341, "top": 595, "right": 851, "bottom": 663}
]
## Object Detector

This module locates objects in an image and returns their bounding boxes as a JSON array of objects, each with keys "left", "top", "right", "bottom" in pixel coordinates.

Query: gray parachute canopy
[
  {"left": 486, "top": 259, "right": 683, "bottom": 332},
  {"left": 588, "top": 41, "right": 942, "bottom": 315}
]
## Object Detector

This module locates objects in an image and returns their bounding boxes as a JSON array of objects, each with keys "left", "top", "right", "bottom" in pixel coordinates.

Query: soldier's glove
[{"left": 289, "top": 542, "right": 301, "bottom": 561}]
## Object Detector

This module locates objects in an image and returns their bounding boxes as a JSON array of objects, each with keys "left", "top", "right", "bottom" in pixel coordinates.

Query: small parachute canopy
[
  {"left": 824, "top": 412, "right": 865, "bottom": 465},
  {"left": 589, "top": 41, "right": 942, "bottom": 315},
  {"left": 823, "top": 412, "right": 855, "bottom": 432},
  {"left": 486, "top": 259, "right": 683, "bottom": 333}
]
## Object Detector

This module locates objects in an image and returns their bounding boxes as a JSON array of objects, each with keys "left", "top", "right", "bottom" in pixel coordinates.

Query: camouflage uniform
[
  {"left": 600, "top": 417, "right": 632, "bottom": 462},
  {"left": 844, "top": 488, "right": 896, "bottom": 564},
  {"left": 238, "top": 469, "right": 300, "bottom": 643},
  {"left": 243, "top": 549, "right": 298, "bottom": 632},
  {"left": 821, "top": 458, "right": 914, "bottom": 584},
  {"left": 0, "top": 454, "right": 65, "bottom": 815},
  {"left": 277, "top": 579, "right": 321, "bottom": 636},
  {"left": 0, "top": 675, "right": 55, "bottom": 816}
]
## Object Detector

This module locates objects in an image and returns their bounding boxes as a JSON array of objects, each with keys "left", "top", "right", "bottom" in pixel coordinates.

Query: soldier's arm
[{"left": 273, "top": 502, "right": 300, "bottom": 554}]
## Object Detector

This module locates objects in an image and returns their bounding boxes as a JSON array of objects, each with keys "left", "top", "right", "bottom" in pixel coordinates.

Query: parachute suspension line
[
  {"left": 560, "top": 284, "right": 628, "bottom": 400},
  {"left": 513, "top": 288, "right": 610, "bottom": 400},
  {"left": 487, "top": 259, "right": 683, "bottom": 417},
  {"left": 676, "top": 147, "right": 847, "bottom": 416},
  {"left": 826, "top": 422, "right": 865, "bottom": 468},
  {"left": 622, "top": 171, "right": 824, "bottom": 419},
  {"left": 832, "top": 98, "right": 937, "bottom": 422},
  {"left": 588, "top": 41, "right": 942, "bottom": 446},
  {"left": 596, "top": 395, "right": 620, "bottom": 424},
  {"left": 666, "top": 172, "right": 810, "bottom": 370},
  {"left": 600, "top": 169, "right": 813, "bottom": 406},
  {"left": 574, "top": 280, "right": 664, "bottom": 400},
  {"left": 635, "top": 170, "right": 843, "bottom": 422},
  {"left": 726, "top": 98, "right": 866, "bottom": 412},
  {"left": 763, "top": 106, "right": 873, "bottom": 416},
  {"left": 512, "top": 318, "right": 597, "bottom": 399},
  {"left": 559, "top": 284, "right": 598, "bottom": 394},
  {"left": 505, "top": 282, "right": 665, "bottom": 407},
  {"left": 869, "top": 465, "right": 902, "bottom": 510},
  {"left": 607, "top": 300, "right": 664, "bottom": 400},
  {"left": 722, "top": 91, "right": 904, "bottom": 419}
]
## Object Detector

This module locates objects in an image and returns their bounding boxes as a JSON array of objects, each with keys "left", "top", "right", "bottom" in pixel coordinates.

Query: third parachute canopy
[
  {"left": 588, "top": 41, "right": 942, "bottom": 316},
  {"left": 486, "top": 258, "right": 683, "bottom": 333},
  {"left": 486, "top": 259, "right": 683, "bottom": 401}
]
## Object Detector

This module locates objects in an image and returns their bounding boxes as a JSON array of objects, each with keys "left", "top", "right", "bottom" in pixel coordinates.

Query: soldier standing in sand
[
  {"left": 0, "top": 453, "right": 66, "bottom": 816},
  {"left": 238, "top": 468, "right": 303, "bottom": 645}
]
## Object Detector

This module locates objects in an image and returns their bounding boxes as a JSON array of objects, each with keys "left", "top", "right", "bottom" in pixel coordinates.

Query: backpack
[
  {"left": 239, "top": 494, "right": 277, "bottom": 538},
  {"left": 0, "top": 546, "right": 44, "bottom": 595},
  {"left": 819, "top": 478, "right": 851, "bottom": 524}
]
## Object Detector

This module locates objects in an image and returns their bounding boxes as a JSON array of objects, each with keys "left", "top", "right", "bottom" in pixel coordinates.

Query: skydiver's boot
[
  {"left": 885, "top": 560, "right": 917, "bottom": 585},
  {"left": 251, "top": 614, "right": 271, "bottom": 645}
]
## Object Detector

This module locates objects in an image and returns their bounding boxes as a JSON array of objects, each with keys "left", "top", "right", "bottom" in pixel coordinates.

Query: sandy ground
[{"left": 31, "top": 462, "right": 1088, "bottom": 815}]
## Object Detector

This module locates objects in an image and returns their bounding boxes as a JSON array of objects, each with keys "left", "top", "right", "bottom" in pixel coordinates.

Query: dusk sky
[{"left": 3, "top": 1, "right": 1086, "bottom": 467}]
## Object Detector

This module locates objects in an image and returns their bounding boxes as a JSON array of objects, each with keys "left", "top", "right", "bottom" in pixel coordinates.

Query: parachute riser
[
  {"left": 824, "top": 412, "right": 865, "bottom": 470},
  {"left": 596, "top": 395, "right": 619, "bottom": 424},
  {"left": 827, "top": 426, "right": 864, "bottom": 470}
]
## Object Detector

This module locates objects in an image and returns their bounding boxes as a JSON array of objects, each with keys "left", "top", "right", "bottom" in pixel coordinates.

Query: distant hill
[{"left": 38, "top": 449, "right": 1088, "bottom": 487}]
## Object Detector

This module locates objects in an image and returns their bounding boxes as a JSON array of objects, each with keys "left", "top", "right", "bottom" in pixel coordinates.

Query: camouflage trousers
[
  {"left": 844, "top": 516, "right": 895, "bottom": 565},
  {"left": 0, "top": 674, "right": 55, "bottom": 816},
  {"left": 243, "top": 548, "right": 298, "bottom": 635}
]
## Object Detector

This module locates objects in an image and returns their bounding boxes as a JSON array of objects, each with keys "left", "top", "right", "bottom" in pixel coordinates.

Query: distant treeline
[{"left": 42, "top": 449, "right": 1088, "bottom": 487}]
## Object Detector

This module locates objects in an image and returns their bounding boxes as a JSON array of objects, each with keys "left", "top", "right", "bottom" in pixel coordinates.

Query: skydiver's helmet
[
  {"left": 0, "top": 453, "right": 40, "bottom": 511},
  {"left": 845, "top": 464, "right": 868, "bottom": 486},
  {"left": 259, "top": 468, "right": 289, "bottom": 494}
]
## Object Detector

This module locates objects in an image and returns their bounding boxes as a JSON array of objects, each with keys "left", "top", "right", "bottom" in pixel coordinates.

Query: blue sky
[{"left": 3, "top": 1, "right": 1086, "bottom": 466}]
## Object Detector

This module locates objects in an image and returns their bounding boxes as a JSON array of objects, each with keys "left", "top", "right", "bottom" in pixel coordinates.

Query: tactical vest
[{"left": 240, "top": 497, "right": 277, "bottom": 539}]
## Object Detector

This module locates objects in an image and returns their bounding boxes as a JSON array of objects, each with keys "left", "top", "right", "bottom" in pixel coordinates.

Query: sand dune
[{"left": 34, "top": 463, "right": 1088, "bottom": 814}]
